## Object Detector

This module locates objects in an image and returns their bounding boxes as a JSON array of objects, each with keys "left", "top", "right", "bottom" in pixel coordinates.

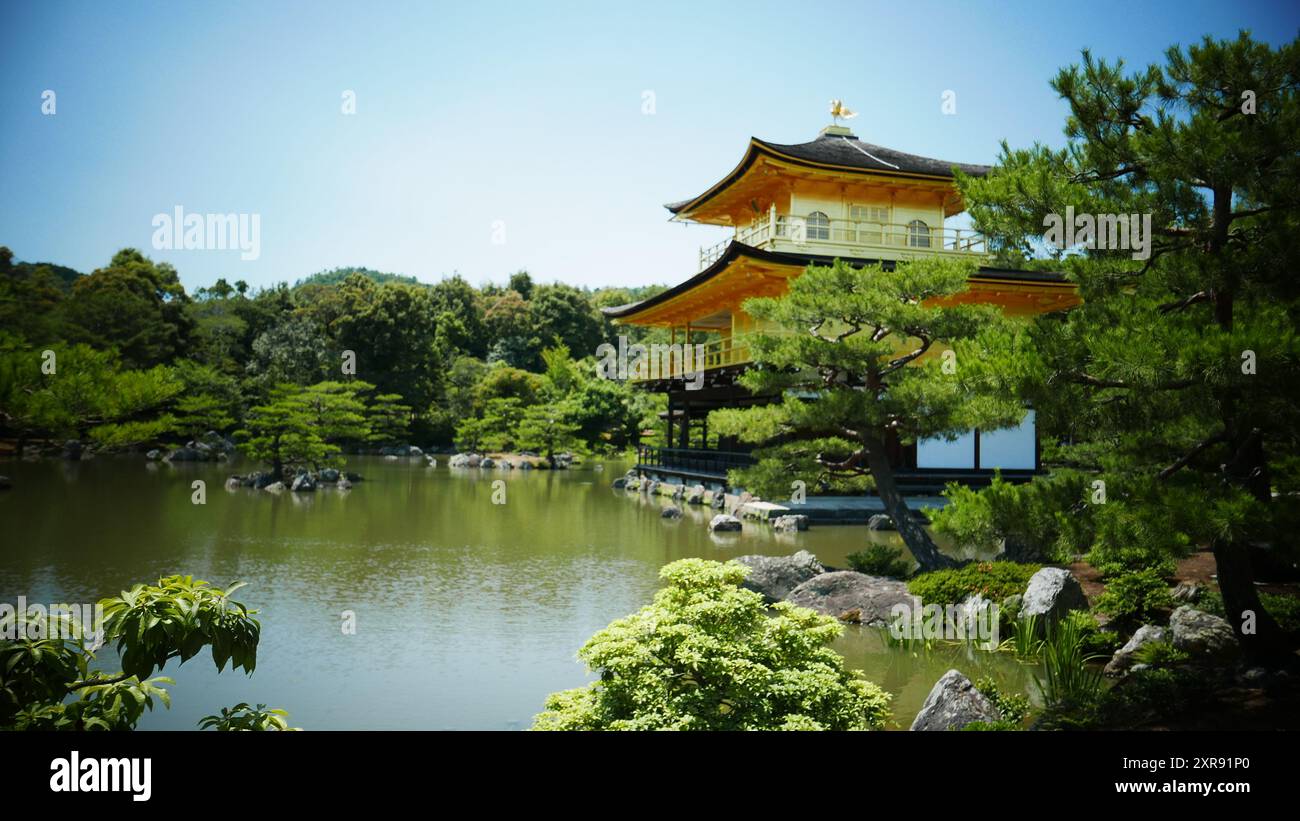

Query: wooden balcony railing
[{"left": 699, "top": 215, "right": 986, "bottom": 272}]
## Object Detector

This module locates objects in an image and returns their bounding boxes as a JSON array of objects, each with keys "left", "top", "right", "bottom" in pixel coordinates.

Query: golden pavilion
[{"left": 604, "top": 121, "right": 1079, "bottom": 492}]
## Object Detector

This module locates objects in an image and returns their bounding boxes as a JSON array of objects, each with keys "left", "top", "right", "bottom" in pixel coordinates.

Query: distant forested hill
[{"left": 293, "top": 266, "right": 421, "bottom": 288}]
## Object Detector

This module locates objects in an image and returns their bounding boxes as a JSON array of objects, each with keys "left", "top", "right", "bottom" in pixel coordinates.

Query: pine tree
[
  {"left": 956, "top": 33, "right": 1300, "bottom": 659},
  {"left": 710, "top": 258, "right": 1025, "bottom": 571}
]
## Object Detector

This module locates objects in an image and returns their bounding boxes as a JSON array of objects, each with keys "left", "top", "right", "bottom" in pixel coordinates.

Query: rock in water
[
  {"left": 291, "top": 473, "right": 316, "bottom": 492},
  {"left": 866, "top": 513, "right": 895, "bottom": 531},
  {"left": 1104, "top": 624, "right": 1168, "bottom": 677},
  {"left": 318, "top": 468, "right": 341, "bottom": 483},
  {"left": 733, "top": 551, "right": 823, "bottom": 602},
  {"left": 708, "top": 514, "right": 742, "bottom": 533},
  {"left": 263, "top": 481, "right": 286, "bottom": 493},
  {"left": 1170, "top": 606, "right": 1239, "bottom": 663},
  {"left": 910, "top": 670, "right": 1001, "bottom": 731},
  {"left": 785, "top": 571, "right": 913, "bottom": 626},
  {"left": 661, "top": 505, "right": 682, "bottom": 519},
  {"left": 771, "top": 514, "right": 809, "bottom": 533},
  {"left": 1020, "top": 567, "right": 1088, "bottom": 625}
]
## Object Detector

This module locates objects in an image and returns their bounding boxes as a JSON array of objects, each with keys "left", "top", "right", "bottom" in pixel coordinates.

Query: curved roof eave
[
  {"left": 664, "top": 136, "right": 993, "bottom": 217},
  {"left": 600, "top": 243, "right": 1069, "bottom": 321}
]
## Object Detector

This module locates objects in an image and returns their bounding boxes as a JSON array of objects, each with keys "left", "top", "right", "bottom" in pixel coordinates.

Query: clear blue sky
[{"left": 2, "top": 0, "right": 1297, "bottom": 292}]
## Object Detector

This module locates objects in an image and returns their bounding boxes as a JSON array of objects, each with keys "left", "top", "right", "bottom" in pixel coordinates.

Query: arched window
[
  {"left": 907, "top": 219, "right": 931, "bottom": 248},
  {"left": 807, "top": 211, "right": 830, "bottom": 241}
]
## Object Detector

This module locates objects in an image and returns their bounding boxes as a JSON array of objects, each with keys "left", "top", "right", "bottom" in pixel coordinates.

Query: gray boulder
[
  {"left": 263, "top": 481, "right": 286, "bottom": 493},
  {"left": 291, "top": 473, "right": 316, "bottom": 492},
  {"left": 480, "top": 457, "right": 496, "bottom": 469},
  {"left": 867, "top": 514, "right": 895, "bottom": 531},
  {"left": 1104, "top": 624, "right": 1167, "bottom": 677},
  {"left": 611, "top": 477, "right": 628, "bottom": 490},
  {"left": 711, "top": 492, "right": 727, "bottom": 510},
  {"left": 733, "top": 551, "right": 824, "bottom": 603},
  {"left": 771, "top": 514, "right": 809, "bottom": 533},
  {"left": 448, "top": 454, "right": 471, "bottom": 468},
  {"left": 145, "top": 449, "right": 162, "bottom": 461},
  {"left": 1170, "top": 582, "right": 1203, "bottom": 603},
  {"left": 661, "top": 505, "right": 682, "bottom": 519},
  {"left": 1170, "top": 606, "right": 1239, "bottom": 663},
  {"left": 685, "top": 485, "right": 706, "bottom": 505},
  {"left": 785, "top": 571, "right": 914, "bottom": 626},
  {"left": 337, "top": 477, "right": 353, "bottom": 490},
  {"left": 62, "top": 439, "right": 83, "bottom": 461},
  {"left": 1020, "top": 567, "right": 1087, "bottom": 624},
  {"left": 224, "top": 476, "right": 242, "bottom": 491},
  {"left": 318, "top": 468, "right": 341, "bottom": 483},
  {"left": 708, "top": 514, "right": 742, "bottom": 533},
  {"left": 910, "top": 670, "right": 1001, "bottom": 731}
]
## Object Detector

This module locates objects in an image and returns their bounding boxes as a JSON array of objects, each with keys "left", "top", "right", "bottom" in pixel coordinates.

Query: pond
[{"left": 0, "top": 455, "right": 1039, "bottom": 730}]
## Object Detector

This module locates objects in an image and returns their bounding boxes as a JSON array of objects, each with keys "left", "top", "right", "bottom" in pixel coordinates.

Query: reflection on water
[{"left": 0, "top": 455, "right": 1036, "bottom": 729}]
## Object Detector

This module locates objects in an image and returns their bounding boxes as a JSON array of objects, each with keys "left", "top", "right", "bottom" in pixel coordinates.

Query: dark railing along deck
[{"left": 636, "top": 445, "right": 753, "bottom": 479}]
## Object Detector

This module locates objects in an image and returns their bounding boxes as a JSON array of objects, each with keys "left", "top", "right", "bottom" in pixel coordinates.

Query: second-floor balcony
[{"left": 698, "top": 213, "right": 986, "bottom": 272}]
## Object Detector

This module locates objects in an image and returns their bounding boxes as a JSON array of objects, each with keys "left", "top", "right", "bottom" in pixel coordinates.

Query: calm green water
[{"left": 0, "top": 455, "right": 1037, "bottom": 730}]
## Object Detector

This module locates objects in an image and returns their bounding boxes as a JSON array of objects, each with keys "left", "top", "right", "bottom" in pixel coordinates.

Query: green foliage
[
  {"left": 1033, "top": 612, "right": 1105, "bottom": 708},
  {"left": 1, "top": 576, "right": 286, "bottom": 731},
  {"left": 1095, "top": 568, "right": 1175, "bottom": 628},
  {"left": 974, "top": 676, "right": 1030, "bottom": 725},
  {"left": 1130, "top": 641, "right": 1191, "bottom": 668},
  {"left": 956, "top": 32, "right": 1300, "bottom": 654},
  {"left": 846, "top": 545, "right": 912, "bottom": 578},
  {"left": 532, "top": 559, "right": 891, "bottom": 731},
  {"left": 62, "top": 248, "right": 193, "bottom": 368},
  {"left": 367, "top": 393, "right": 412, "bottom": 445},
  {"left": 237, "top": 381, "right": 373, "bottom": 475},
  {"left": 100, "top": 575, "right": 261, "bottom": 679},
  {"left": 1039, "top": 666, "right": 1215, "bottom": 730},
  {"left": 1194, "top": 590, "right": 1300, "bottom": 634},
  {"left": 1007, "top": 613, "right": 1044, "bottom": 659},
  {"left": 907, "top": 561, "right": 1041, "bottom": 606},
  {"left": 0, "top": 341, "right": 181, "bottom": 444},
  {"left": 709, "top": 257, "right": 1028, "bottom": 570},
  {"left": 199, "top": 703, "right": 298, "bottom": 731},
  {"left": 930, "top": 472, "right": 1094, "bottom": 563}
]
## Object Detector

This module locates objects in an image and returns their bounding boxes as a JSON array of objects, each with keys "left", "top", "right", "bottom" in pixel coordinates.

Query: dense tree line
[{"left": 0, "top": 246, "right": 667, "bottom": 473}]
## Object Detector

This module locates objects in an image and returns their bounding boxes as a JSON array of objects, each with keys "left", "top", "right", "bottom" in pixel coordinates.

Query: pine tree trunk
[
  {"left": 1212, "top": 535, "right": 1287, "bottom": 662},
  {"left": 1213, "top": 429, "right": 1289, "bottom": 661},
  {"left": 863, "top": 434, "right": 958, "bottom": 572}
]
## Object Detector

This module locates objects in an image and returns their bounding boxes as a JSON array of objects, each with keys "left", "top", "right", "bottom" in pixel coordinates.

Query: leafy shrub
[
  {"left": 975, "top": 676, "right": 1030, "bottom": 725},
  {"left": 1065, "top": 610, "right": 1124, "bottom": 658},
  {"left": 200, "top": 703, "right": 298, "bottom": 731},
  {"left": 847, "top": 545, "right": 912, "bottom": 578},
  {"left": 532, "top": 559, "right": 892, "bottom": 731},
  {"left": 908, "top": 561, "right": 1041, "bottom": 606},
  {"left": 1130, "top": 641, "right": 1190, "bottom": 668},
  {"left": 930, "top": 471, "right": 1095, "bottom": 563},
  {"left": 1095, "top": 568, "right": 1175, "bottom": 628}
]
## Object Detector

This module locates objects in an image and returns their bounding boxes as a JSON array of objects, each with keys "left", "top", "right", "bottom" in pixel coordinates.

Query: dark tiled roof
[
  {"left": 665, "top": 132, "right": 992, "bottom": 215},
  {"left": 600, "top": 242, "right": 1066, "bottom": 319}
]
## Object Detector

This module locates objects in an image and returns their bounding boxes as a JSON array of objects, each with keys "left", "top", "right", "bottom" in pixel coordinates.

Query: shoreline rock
[{"left": 910, "top": 670, "right": 1001, "bottom": 731}]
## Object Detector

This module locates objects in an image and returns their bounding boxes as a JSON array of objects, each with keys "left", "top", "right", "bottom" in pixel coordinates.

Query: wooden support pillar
[{"left": 679, "top": 397, "right": 690, "bottom": 449}]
